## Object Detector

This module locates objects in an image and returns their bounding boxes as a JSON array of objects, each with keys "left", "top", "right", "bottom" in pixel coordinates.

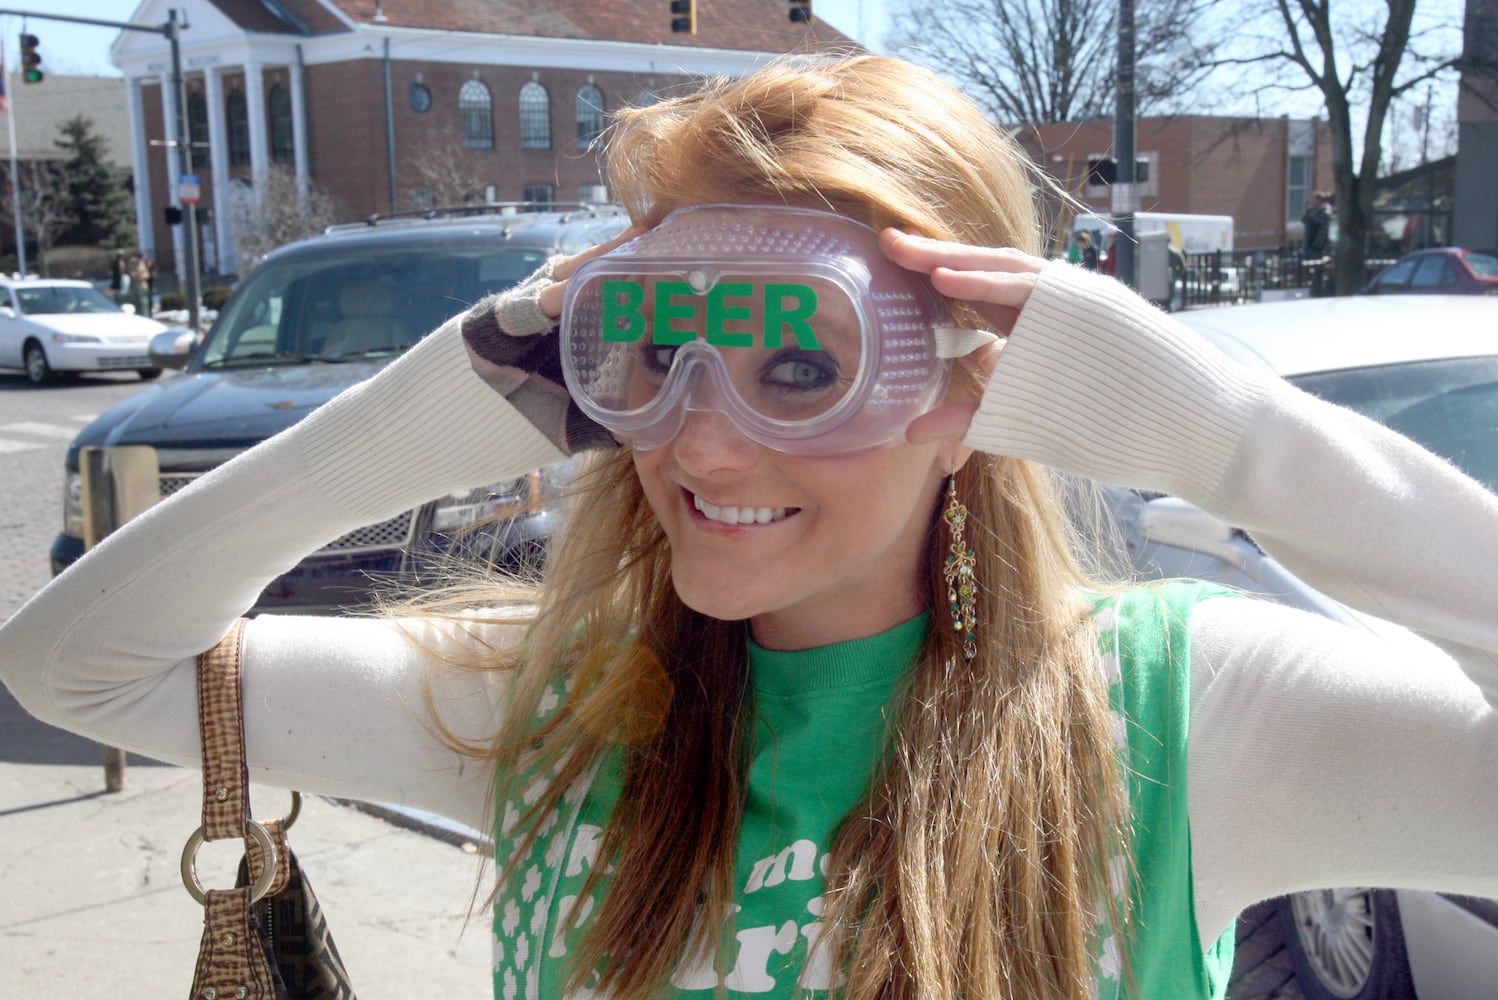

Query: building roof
[
  {"left": 0, "top": 76, "right": 130, "bottom": 167},
  {"left": 217, "top": 0, "right": 856, "bottom": 52}
]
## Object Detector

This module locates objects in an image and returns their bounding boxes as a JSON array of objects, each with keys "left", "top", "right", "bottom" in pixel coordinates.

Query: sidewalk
[{"left": 0, "top": 685, "right": 493, "bottom": 997}]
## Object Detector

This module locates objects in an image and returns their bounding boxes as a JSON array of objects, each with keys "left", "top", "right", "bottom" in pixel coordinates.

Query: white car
[
  {"left": 0, "top": 278, "right": 176, "bottom": 385},
  {"left": 1111, "top": 294, "right": 1498, "bottom": 1000}
]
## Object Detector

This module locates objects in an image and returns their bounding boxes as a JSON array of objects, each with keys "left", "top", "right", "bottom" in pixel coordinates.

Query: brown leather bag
[{"left": 183, "top": 619, "right": 358, "bottom": 1000}]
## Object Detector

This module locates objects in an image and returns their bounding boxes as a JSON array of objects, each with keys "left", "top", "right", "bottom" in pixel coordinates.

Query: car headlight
[
  {"left": 431, "top": 459, "right": 581, "bottom": 533},
  {"left": 62, "top": 471, "right": 83, "bottom": 538},
  {"left": 432, "top": 474, "right": 539, "bottom": 533},
  {"left": 50, "top": 332, "right": 102, "bottom": 344}
]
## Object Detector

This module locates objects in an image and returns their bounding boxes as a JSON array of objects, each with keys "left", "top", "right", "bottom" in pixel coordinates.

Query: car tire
[
  {"left": 23, "top": 340, "right": 57, "bottom": 386},
  {"left": 1277, "top": 888, "right": 1416, "bottom": 1000},
  {"left": 135, "top": 368, "right": 163, "bottom": 380}
]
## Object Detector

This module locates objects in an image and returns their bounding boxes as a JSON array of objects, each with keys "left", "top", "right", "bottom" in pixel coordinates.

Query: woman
[{"left": 2, "top": 56, "right": 1495, "bottom": 1000}]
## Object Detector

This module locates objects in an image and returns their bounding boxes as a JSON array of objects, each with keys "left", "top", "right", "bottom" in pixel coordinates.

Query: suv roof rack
[{"left": 323, "top": 201, "right": 627, "bottom": 234}]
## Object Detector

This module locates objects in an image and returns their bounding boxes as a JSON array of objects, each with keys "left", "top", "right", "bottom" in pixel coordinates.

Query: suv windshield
[{"left": 202, "top": 244, "right": 552, "bottom": 367}]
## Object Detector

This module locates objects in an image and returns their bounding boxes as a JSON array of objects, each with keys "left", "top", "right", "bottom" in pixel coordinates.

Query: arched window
[
  {"left": 518, "top": 81, "right": 551, "bottom": 150},
  {"left": 460, "top": 80, "right": 494, "bottom": 150},
  {"left": 227, "top": 88, "right": 250, "bottom": 166},
  {"left": 187, "top": 91, "right": 209, "bottom": 169},
  {"left": 269, "top": 83, "right": 294, "bottom": 164},
  {"left": 576, "top": 84, "right": 605, "bottom": 150}
]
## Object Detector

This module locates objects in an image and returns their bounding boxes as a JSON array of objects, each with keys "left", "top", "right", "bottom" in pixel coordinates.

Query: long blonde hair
[{"left": 426, "top": 55, "right": 1131, "bottom": 1000}]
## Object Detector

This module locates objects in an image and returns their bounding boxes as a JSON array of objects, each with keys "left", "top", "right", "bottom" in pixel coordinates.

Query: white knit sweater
[{"left": 2, "top": 261, "right": 1495, "bottom": 949}]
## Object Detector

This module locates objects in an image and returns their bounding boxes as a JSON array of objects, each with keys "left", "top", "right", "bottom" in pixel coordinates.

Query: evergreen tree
[{"left": 56, "top": 115, "right": 136, "bottom": 248}]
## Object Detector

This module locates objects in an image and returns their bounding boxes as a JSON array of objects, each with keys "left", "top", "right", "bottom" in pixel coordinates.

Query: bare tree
[
  {"left": 887, "top": 0, "right": 1222, "bottom": 125},
  {"left": 1, "top": 160, "right": 75, "bottom": 276},
  {"left": 227, "top": 165, "right": 343, "bottom": 276},
  {"left": 1217, "top": 0, "right": 1467, "bottom": 292},
  {"left": 408, "top": 125, "right": 488, "bottom": 211}
]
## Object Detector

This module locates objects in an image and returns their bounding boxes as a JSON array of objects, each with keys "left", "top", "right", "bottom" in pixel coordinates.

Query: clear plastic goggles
[{"left": 560, "top": 204, "right": 959, "bottom": 455}]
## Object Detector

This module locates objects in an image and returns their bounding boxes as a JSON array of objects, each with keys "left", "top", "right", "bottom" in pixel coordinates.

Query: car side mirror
[
  {"left": 149, "top": 329, "right": 198, "bottom": 370},
  {"left": 0, "top": 305, "right": 14, "bottom": 318},
  {"left": 120, "top": 303, "right": 136, "bottom": 315}
]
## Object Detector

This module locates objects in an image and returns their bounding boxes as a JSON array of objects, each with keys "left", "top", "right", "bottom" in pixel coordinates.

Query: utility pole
[
  {"left": 0, "top": 6, "right": 203, "bottom": 329},
  {"left": 1113, "top": 0, "right": 1137, "bottom": 290}
]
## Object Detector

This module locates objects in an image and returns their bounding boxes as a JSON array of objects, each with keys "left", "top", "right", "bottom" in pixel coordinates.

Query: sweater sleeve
[
  {"left": 0, "top": 313, "right": 567, "bottom": 829},
  {"left": 964, "top": 262, "right": 1498, "bottom": 949},
  {"left": 964, "top": 260, "right": 1498, "bottom": 704}
]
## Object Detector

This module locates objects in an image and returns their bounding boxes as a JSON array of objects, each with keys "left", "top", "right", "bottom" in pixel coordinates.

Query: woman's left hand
[{"left": 879, "top": 229, "right": 1047, "bottom": 444}]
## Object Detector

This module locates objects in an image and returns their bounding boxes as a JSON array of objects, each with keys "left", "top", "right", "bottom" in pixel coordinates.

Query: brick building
[
  {"left": 111, "top": 0, "right": 854, "bottom": 280},
  {"left": 1015, "top": 115, "right": 1336, "bottom": 252}
]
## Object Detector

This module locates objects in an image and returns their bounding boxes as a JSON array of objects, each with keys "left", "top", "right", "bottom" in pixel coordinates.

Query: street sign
[{"left": 178, "top": 173, "right": 201, "bottom": 204}]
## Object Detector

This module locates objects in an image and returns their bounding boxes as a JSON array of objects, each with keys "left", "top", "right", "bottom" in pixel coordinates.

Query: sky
[{"left": 5, "top": 1, "right": 896, "bottom": 77}]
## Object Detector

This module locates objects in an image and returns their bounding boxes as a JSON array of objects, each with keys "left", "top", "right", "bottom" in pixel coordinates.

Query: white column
[
  {"left": 158, "top": 72, "right": 185, "bottom": 284},
  {"left": 203, "top": 66, "right": 234, "bottom": 275},
  {"left": 289, "top": 57, "right": 310, "bottom": 194},
  {"left": 244, "top": 59, "right": 269, "bottom": 185},
  {"left": 126, "top": 77, "right": 154, "bottom": 259}
]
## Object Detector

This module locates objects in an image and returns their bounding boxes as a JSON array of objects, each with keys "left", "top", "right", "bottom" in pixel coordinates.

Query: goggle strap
[{"left": 934, "top": 326, "right": 1001, "bottom": 359}]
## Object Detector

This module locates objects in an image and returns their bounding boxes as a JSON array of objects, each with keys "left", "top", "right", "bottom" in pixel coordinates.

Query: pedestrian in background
[
  {"left": 3, "top": 55, "right": 1495, "bottom": 1000},
  {"left": 1077, "top": 229, "right": 1100, "bottom": 270},
  {"left": 1302, "top": 190, "right": 1332, "bottom": 296},
  {"left": 129, "top": 256, "right": 150, "bottom": 316}
]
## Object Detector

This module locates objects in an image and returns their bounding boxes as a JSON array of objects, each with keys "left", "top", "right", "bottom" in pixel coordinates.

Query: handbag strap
[
  {"left": 189, "top": 619, "right": 284, "bottom": 1000},
  {"left": 198, "top": 618, "right": 251, "bottom": 841}
]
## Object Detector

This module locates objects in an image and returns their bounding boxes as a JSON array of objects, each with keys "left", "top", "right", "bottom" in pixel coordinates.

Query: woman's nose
[{"left": 669, "top": 409, "right": 763, "bottom": 475}]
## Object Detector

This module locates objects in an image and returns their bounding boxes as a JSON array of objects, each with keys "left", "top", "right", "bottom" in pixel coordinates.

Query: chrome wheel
[{"left": 1288, "top": 888, "right": 1377, "bottom": 998}]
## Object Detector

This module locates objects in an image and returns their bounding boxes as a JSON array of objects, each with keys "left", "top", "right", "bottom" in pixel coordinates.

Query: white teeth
[{"left": 693, "top": 495, "right": 789, "bottom": 526}]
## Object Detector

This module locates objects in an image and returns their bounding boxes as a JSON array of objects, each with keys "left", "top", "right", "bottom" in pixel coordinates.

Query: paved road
[{"left": 0, "top": 368, "right": 1307, "bottom": 998}]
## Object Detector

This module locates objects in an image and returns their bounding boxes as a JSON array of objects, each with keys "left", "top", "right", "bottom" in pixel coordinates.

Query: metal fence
[{"left": 1173, "top": 249, "right": 1400, "bottom": 310}]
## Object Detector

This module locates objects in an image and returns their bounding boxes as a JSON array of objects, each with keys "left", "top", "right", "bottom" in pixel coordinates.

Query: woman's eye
[
  {"left": 763, "top": 353, "right": 836, "bottom": 391},
  {"left": 643, "top": 344, "right": 679, "bottom": 375}
]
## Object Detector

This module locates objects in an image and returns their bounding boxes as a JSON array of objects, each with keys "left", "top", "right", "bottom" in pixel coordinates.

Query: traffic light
[
  {"left": 19, "top": 33, "right": 42, "bottom": 85},
  {"left": 670, "top": 0, "right": 696, "bottom": 33},
  {"left": 789, "top": 1, "right": 813, "bottom": 23}
]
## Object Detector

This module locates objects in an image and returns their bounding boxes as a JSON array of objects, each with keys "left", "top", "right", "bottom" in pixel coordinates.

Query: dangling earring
[{"left": 942, "top": 476, "right": 977, "bottom": 659}]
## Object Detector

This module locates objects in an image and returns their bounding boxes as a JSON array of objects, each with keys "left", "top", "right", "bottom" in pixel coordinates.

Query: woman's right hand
[{"left": 460, "top": 225, "right": 644, "bottom": 454}]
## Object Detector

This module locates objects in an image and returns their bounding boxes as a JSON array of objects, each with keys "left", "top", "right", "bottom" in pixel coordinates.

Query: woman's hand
[
  {"left": 461, "top": 224, "right": 646, "bottom": 455},
  {"left": 534, "top": 225, "right": 648, "bottom": 323},
  {"left": 880, "top": 229, "right": 1047, "bottom": 444}
]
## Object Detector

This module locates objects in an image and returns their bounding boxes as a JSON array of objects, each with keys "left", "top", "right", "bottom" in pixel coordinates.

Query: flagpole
[{"left": 3, "top": 16, "right": 24, "bottom": 277}]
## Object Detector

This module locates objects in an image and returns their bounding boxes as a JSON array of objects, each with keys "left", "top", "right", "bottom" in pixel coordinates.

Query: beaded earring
[{"left": 942, "top": 476, "right": 977, "bottom": 659}]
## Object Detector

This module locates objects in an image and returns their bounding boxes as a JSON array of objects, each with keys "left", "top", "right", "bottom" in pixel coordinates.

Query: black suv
[{"left": 52, "top": 205, "right": 631, "bottom": 613}]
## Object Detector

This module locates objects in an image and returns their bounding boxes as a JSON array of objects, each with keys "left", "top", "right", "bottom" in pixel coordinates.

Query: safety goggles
[{"left": 560, "top": 204, "right": 980, "bottom": 455}]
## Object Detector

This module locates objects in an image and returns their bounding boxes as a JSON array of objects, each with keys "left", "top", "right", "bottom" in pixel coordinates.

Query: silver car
[{"left": 1109, "top": 294, "right": 1498, "bottom": 999}]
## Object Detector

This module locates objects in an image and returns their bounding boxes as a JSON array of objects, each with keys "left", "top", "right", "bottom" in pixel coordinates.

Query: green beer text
[{"left": 600, "top": 279, "right": 822, "bottom": 350}]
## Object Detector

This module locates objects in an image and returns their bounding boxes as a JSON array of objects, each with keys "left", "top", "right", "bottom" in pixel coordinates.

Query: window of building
[
  {"left": 460, "top": 80, "right": 495, "bottom": 150},
  {"left": 227, "top": 88, "right": 250, "bottom": 166},
  {"left": 187, "top": 91, "right": 209, "bottom": 169},
  {"left": 519, "top": 82, "right": 551, "bottom": 150},
  {"left": 269, "top": 83, "right": 294, "bottom": 164},
  {"left": 524, "top": 185, "right": 555, "bottom": 208},
  {"left": 576, "top": 84, "right": 605, "bottom": 150},
  {"left": 1288, "top": 153, "right": 1311, "bottom": 222},
  {"left": 579, "top": 184, "right": 608, "bottom": 204},
  {"left": 413, "top": 185, "right": 434, "bottom": 211}
]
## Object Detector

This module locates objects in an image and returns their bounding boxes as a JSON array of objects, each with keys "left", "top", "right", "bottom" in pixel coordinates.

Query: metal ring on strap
[
  {"left": 180, "top": 820, "right": 278, "bottom": 906},
  {"left": 281, "top": 790, "right": 302, "bottom": 831}
]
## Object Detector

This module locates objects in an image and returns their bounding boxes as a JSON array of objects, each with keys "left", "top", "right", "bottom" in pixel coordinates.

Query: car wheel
[
  {"left": 1277, "top": 888, "right": 1416, "bottom": 1000},
  {"left": 23, "top": 340, "right": 57, "bottom": 386},
  {"left": 135, "top": 368, "right": 163, "bottom": 380}
]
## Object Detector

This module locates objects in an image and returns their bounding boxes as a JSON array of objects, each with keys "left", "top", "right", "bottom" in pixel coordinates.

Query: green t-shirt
[{"left": 491, "top": 583, "right": 1232, "bottom": 999}]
